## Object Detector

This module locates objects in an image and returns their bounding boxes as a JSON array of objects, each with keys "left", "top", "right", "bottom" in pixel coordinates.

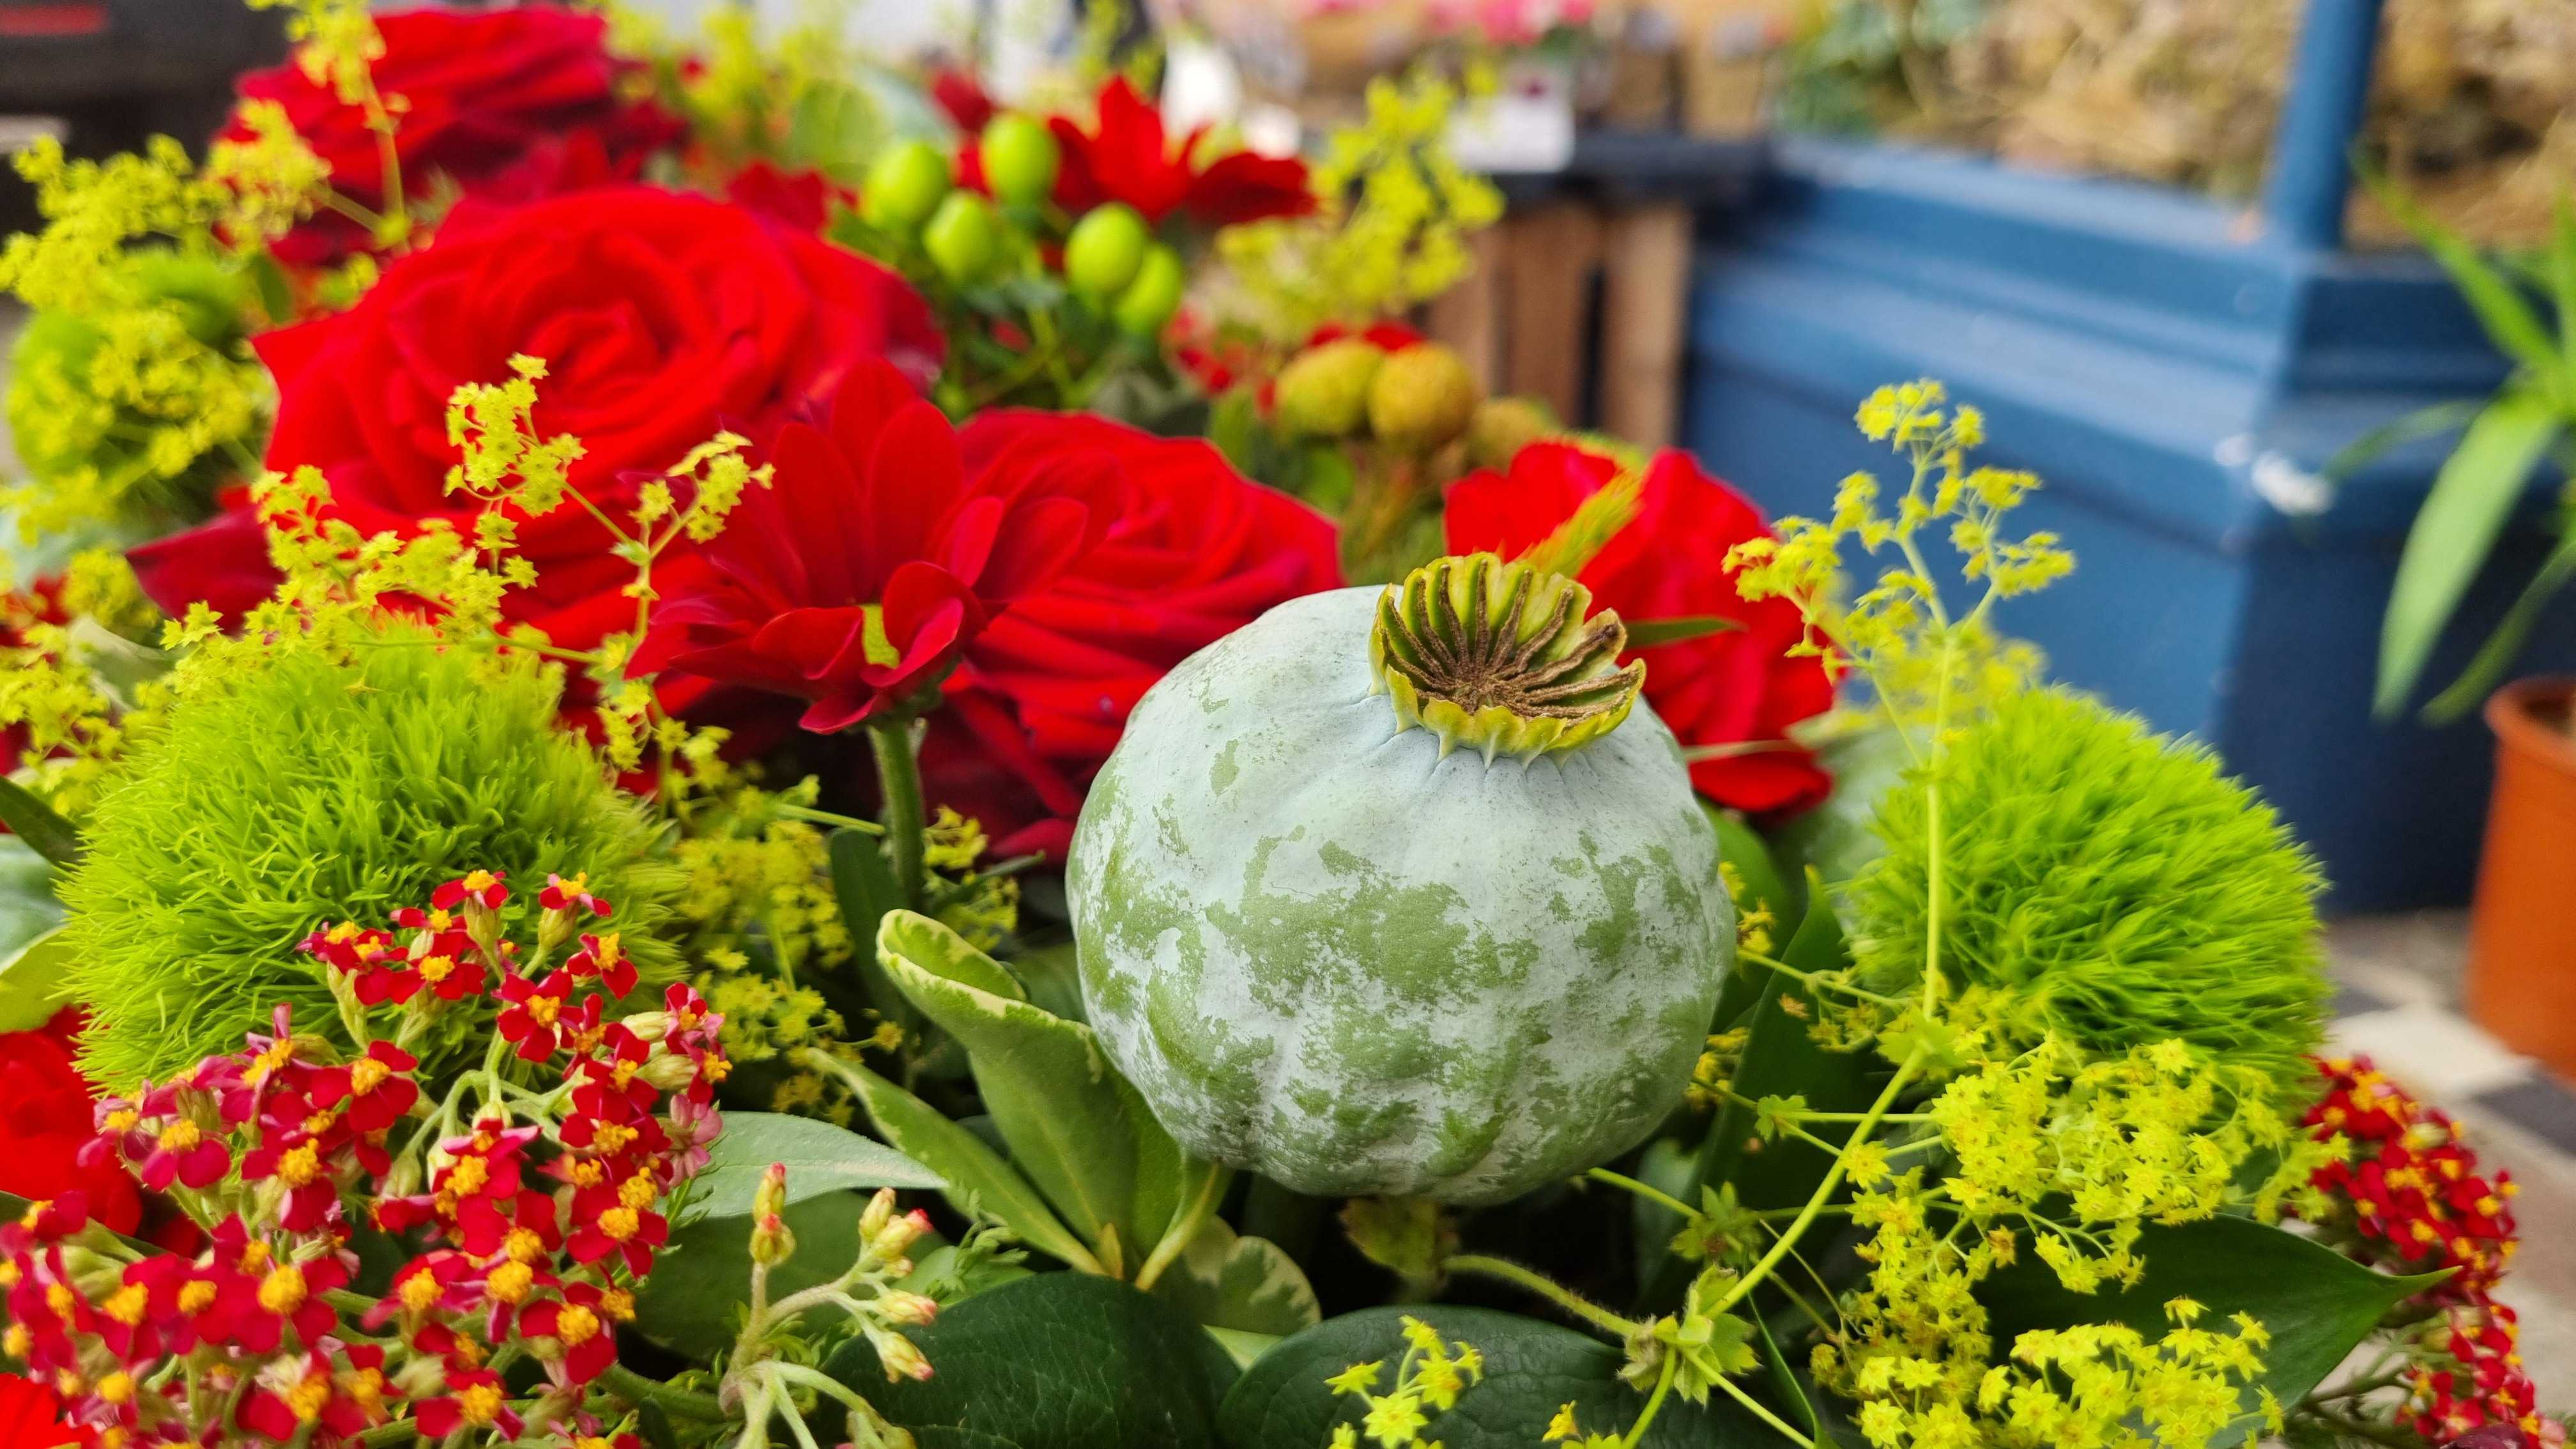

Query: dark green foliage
[
  {"left": 1846, "top": 687, "right": 2328, "bottom": 1097},
  {"left": 62, "top": 634, "right": 678, "bottom": 1085}
]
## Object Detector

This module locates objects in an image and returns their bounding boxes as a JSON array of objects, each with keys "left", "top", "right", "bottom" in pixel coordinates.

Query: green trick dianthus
[
  {"left": 1846, "top": 686, "right": 2328, "bottom": 1098},
  {"left": 61, "top": 630, "right": 680, "bottom": 1087}
]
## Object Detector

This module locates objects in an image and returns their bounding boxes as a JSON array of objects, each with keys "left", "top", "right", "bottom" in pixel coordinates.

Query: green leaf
[
  {"left": 2367, "top": 168, "right": 2567, "bottom": 389},
  {"left": 632, "top": 1190, "right": 871, "bottom": 1358},
  {"left": 1625, "top": 615, "right": 1744, "bottom": 648},
  {"left": 1218, "top": 1305, "right": 1779, "bottom": 1449},
  {"left": 0, "top": 837, "right": 68, "bottom": 1032},
  {"left": 875, "top": 910, "right": 1213, "bottom": 1274},
  {"left": 1981, "top": 1214, "right": 2447, "bottom": 1439},
  {"left": 1752, "top": 1314, "right": 1821, "bottom": 1441},
  {"left": 1768, "top": 725, "right": 1917, "bottom": 889},
  {"left": 0, "top": 778, "right": 81, "bottom": 868},
  {"left": 2321, "top": 397, "right": 2487, "bottom": 483},
  {"left": 831, "top": 827, "right": 921, "bottom": 1040},
  {"left": 827, "top": 1271, "right": 1238, "bottom": 1449},
  {"left": 1704, "top": 805, "right": 1800, "bottom": 1036},
  {"left": 2377, "top": 388, "right": 2564, "bottom": 717},
  {"left": 1147, "top": 1216, "right": 1321, "bottom": 1338},
  {"left": 2422, "top": 528, "right": 2576, "bottom": 722},
  {"left": 824, "top": 1055, "right": 1104, "bottom": 1275},
  {"left": 684, "top": 1111, "right": 942, "bottom": 1218}
]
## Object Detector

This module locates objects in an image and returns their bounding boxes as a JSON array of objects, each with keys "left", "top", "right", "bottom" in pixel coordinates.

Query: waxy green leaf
[{"left": 684, "top": 1111, "right": 942, "bottom": 1218}]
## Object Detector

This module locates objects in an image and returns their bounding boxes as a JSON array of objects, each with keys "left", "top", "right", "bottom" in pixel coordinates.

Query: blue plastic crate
[{"left": 1685, "top": 137, "right": 2575, "bottom": 910}]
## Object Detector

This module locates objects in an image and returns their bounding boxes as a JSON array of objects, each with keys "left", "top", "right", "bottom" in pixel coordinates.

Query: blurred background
[{"left": 0, "top": 0, "right": 2570, "bottom": 1397}]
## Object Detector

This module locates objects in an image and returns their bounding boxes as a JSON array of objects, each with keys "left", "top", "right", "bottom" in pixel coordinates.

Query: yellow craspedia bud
[
  {"left": 1367, "top": 342, "right": 1480, "bottom": 454},
  {"left": 1272, "top": 337, "right": 1386, "bottom": 439}
]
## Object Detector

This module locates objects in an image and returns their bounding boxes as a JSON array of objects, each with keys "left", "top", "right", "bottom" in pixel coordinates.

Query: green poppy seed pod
[
  {"left": 1466, "top": 395, "right": 1558, "bottom": 470},
  {"left": 979, "top": 113, "right": 1061, "bottom": 206},
  {"left": 1272, "top": 337, "right": 1387, "bottom": 438},
  {"left": 861, "top": 139, "right": 953, "bottom": 232},
  {"left": 1063, "top": 203, "right": 1151, "bottom": 300},
  {"left": 922, "top": 191, "right": 1002, "bottom": 283},
  {"left": 1367, "top": 342, "right": 1481, "bottom": 453},
  {"left": 1068, "top": 553, "right": 1731, "bottom": 1203},
  {"left": 1112, "top": 244, "right": 1186, "bottom": 339}
]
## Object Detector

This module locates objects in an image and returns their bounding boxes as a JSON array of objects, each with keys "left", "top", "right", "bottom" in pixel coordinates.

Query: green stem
[
  {"left": 1587, "top": 1167, "right": 1697, "bottom": 1219},
  {"left": 600, "top": 1363, "right": 728, "bottom": 1423},
  {"left": 1446, "top": 1254, "right": 1639, "bottom": 1340},
  {"left": 1133, "top": 1167, "right": 1231, "bottom": 1293},
  {"left": 868, "top": 719, "right": 928, "bottom": 912},
  {"left": 1622, "top": 1354, "right": 1678, "bottom": 1448},
  {"left": 1708, "top": 1369, "right": 1814, "bottom": 1448},
  {"left": 1711, "top": 1048, "right": 1924, "bottom": 1318},
  {"left": 772, "top": 803, "right": 886, "bottom": 834}
]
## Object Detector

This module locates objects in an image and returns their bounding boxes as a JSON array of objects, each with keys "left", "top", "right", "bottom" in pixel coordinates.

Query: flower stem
[
  {"left": 1711, "top": 1046, "right": 1924, "bottom": 1318},
  {"left": 1586, "top": 1167, "right": 1697, "bottom": 1219},
  {"left": 1446, "top": 1254, "right": 1639, "bottom": 1340},
  {"left": 868, "top": 719, "right": 928, "bottom": 912},
  {"left": 1133, "top": 1167, "right": 1230, "bottom": 1292},
  {"left": 1622, "top": 1353, "right": 1678, "bottom": 1448},
  {"left": 1708, "top": 1368, "right": 1814, "bottom": 1448},
  {"left": 601, "top": 1362, "right": 729, "bottom": 1423}
]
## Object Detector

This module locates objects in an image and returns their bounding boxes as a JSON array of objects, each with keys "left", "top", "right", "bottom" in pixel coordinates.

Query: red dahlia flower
[
  {"left": 228, "top": 4, "right": 682, "bottom": 264},
  {"left": 634, "top": 360, "right": 1114, "bottom": 733},
  {"left": 128, "top": 188, "right": 943, "bottom": 693},
  {"left": 1048, "top": 77, "right": 1314, "bottom": 227},
  {"left": 929, "top": 411, "right": 1344, "bottom": 858},
  {"left": 1445, "top": 443, "right": 1836, "bottom": 816},
  {"left": 0, "top": 1013, "right": 144, "bottom": 1237}
]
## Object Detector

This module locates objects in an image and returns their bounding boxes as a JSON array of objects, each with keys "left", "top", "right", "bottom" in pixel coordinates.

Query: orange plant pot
[{"left": 2465, "top": 677, "right": 2576, "bottom": 1078}]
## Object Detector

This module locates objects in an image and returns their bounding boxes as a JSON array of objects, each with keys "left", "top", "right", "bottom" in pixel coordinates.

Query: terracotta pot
[{"left": 2465, "top": 677, "right": 2576, "bottom": 1077}]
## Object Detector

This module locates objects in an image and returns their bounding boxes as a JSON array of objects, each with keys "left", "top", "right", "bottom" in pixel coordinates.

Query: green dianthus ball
[
  {"left": 1844, "top": 687, "right": 2327, "bottom": 1098},
  {"left": 62, "top": 633, "right": 680, "bottom": 1087}
]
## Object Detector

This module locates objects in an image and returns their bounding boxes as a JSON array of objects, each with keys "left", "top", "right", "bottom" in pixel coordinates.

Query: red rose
[
  {"left": 930, "top": 410, "right": 1343, "bottom": 857},
  {"left": 1445, "top": 442, "right": 1835, "bottom": 816},
  {"left": 633, "top": 362, "right": 1113, "bottom": 733},
  {"left": 0, "top": 1010, "right": 142, "bottom": 1238},
  {"left": 0, "top": 1374, "right": 82, "bottom": 1449},
  {"left": 130, "top": 189, "right": 944, "bottom": 678},
  {"left": 229, "top": 4, "right": 682, "bottom": 264},
  {"left": 1045, "top": 78, "right": 1315, "bottom": 228},
  {"left": 724, "top": 161, "right": 853, "bottom": 233}
]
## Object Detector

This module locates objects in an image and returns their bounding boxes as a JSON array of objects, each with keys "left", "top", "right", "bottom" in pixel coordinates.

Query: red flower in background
[
  {"left": 1048, "top": 78, "right": 1314, "bottom": 228},
  {"left": 1445, "top": 442, "right": 1835, "bottom": 816},
  {"left": 228, "top": 4, "right": 682, "bottom": 264},
  {"left": 931, "top": 410, "right": 1343, "bottom": 857},
  {"left": 0, "top": 1011, "right": 144, "bottom": 1238},
  {"left": 634, "top": 362, "right": 1114, "bottom": 733},
  {"left": 929, "top": 68, "right": 999, "bottom": 134},
  {"left": 129, "top": 188, "right": 944, "bottom": 696},
  {"left": 724, "top": 161, "right": 854, "bottom": 233},
  {"left": 0, "top": 1374, "right": 82, "bottom": 1449}
]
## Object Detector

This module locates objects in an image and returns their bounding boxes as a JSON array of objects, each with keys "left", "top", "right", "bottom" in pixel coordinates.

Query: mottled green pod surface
[{"left": 1067, "top": 555, "right": 1731, "bottom": 1204}]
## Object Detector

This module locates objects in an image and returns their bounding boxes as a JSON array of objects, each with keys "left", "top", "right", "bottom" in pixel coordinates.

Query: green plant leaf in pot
[
  {"left": 1980, "top": 1213, "right": 2448, "bottom": 1441},
  {"left": 1219, "top": 1305, "right": 1782, "bottom": 1449},
  {"left": 0, "top": 836, "right": 70, "bottom": 1032},
  {"left": 682, "top": 1111, "right": 943, "bottom": 1218},
  {"left": 826, "top": 1270, "right": 1238, "bottom": 1449}
]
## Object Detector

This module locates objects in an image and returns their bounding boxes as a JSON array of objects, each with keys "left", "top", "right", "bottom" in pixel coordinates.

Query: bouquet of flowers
[{"left": 0, "top": 6, "right": 2561, "bottom": 1449}]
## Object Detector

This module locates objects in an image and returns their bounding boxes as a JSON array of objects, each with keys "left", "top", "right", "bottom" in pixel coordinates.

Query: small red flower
[
  {"left": 634, "top": 360, "right": 1114, "bottom": 732},
  {"left": 431, "top": 870, "right": 509, "bottom": 912},
  {"left": 538, "top": 873, "right": 611, "bottom": 918},
  {"left": 564, "top": 1177, "right": 668, "bottom": 1278},
  {"left": 495, "top": 972, "right": 578, "bottom": 1062},
  {"left": 562, "top": 932, "right": 635, "bottom": 999},
  {"left": 1046, "top": 77, "right": 1314, "bottom": 227},
  {"left": 307, "top": 1042, "right": 420, "bottom": 1134},
  {"left": 519, "top": 1282, "right": 625, "bottom": 1385},
  {"left": 415, "top": 1369, "right": 523, "bottom": 1440}
]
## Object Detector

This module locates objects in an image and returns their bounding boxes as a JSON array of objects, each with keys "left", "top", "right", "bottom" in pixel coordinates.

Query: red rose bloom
[
  {"left": 634, "top": 362, "right": 1114, "bottom": 733},
  {"left": 928, "top": 410, "right": 1343, "bottom": 857},
  {"left": 1047, "top": 77, "right": 1314, "bottom": 228},
  {"left": 0, "top": 1374, "right": 82, "bottom": 1449},
  {"left": 0, "top": 1011, "right": 143, "bottom": 1238},
  {"left": 229, "top": 4, "right": 682, "bottom": 264},
  {"left": 130, "top": 188, "right": 944, "bottom": 681},
  {"left": 1445, "top": 443, "right": 1835, "bottom": 816}
]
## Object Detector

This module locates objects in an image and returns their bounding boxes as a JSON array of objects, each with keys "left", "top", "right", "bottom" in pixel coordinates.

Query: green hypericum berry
[
  {"left": 978, "top": 114, "right": 1061, "bottom": 206},
  {"left": 861, "top": 139, "right": 953, "bottom": 231},
  {"left": 1465, "top": 395, "right": 1558, "bottom": 470},
  {"left": 922, "top": 192, "right": 1002, "bottom": 284},
  {"left": 1367, "top": 342, "right": 1482, "bottom": 453},
  {"left": 60, "top": 629, "right": 682, "bottom": 1089},
  {"left": 1845, "top": 686, "right": 2329, "bottom": 1101},
  {"left": 1271, "top": 337, "right": 1386, "bottom": 438},
  {"left": 1111, "top": 244, "right": 1185, "bottom": 339},
  {"left": 1063, "top": 203, "right": 1150, "bottom": 300}
]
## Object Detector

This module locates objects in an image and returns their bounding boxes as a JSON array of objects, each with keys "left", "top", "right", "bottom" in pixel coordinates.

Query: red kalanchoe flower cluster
[
  {"left": 2297, "top": 1057, "right": 2559, "bottom": 1448},
  {"left": 1445, "top": 442, "right": 1837, "bottom": 816},
  {"left": 1040, "top": 77, "right": 1314, "bottom": 228},
  {"left": 1, "top": 871, "right": 728, "bottom": 1448},
  {"left": 227, "top": 4, "right": 684, "bottom": 265}
]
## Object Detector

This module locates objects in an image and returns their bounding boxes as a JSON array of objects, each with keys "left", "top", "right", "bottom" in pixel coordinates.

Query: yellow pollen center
[
  {"left": 553, "top": 1305, "right": 602, "bottom": 1346},
  {"left": 601, "top": 1287, "right": 636, "bottom": 1322},
  {"left": 592, "top": 1123, "right": 636, "bottom": 1153},
  {"left": 177, "top": 1280, "right": 217, "bottom": 1314},
  {"left": 487, "top": 1261, "right": 535, "bottom": 1303},
  {"left": 279, "top": 1141, "right": 324, "bottom": 1187},
  {"left": 350, "top": 1058, "right": 392, "bottom": 1094},
  {"left": 418, "top": 955, "right": 456, "bottom": 984},
  {"left": 525, "top": 995, "right": 561, "bottom": 1028},
  {"left": 96, "top": 1372, "right": 135, "bottom": 1406},
  {"left": 618, "top": 1174, "right": 657, "bottom": 1211},
  {"left": 599, "top": 1207, "right": 641, "bottom": 1242},
  {"left": 505, "top": 1228, "right": 545, "bottom": 1264},
  {"left": 286, "top": 1372, "right": 330, "bottom": 1422},
  {"left": 399, "top": 1271, "right": 441, "bottom": 1312},
  {"left": 463, "top": 870, "right": 498, "bottom": 893},
  {"left": 102, "top": 1284, "right": 149, "bottom": 1326},
  {"left": 258, "top": 1264, "right": 308, "bottom": 1315},
  {"left": 155, "top": 1119, "right": 202, "bottom": 1150},
  {"left": 457, "top": 1382, "right": 504, "bottom": 1427},
  {"left": 102, "top": 1109, "right": 139, "bottom": 1134},
  {"left": 447, "top": 1157, "right": 491, "bottom": 1196},
  {"left": 45, "top": 1284, "right": 75, "bottom": 1316}
]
